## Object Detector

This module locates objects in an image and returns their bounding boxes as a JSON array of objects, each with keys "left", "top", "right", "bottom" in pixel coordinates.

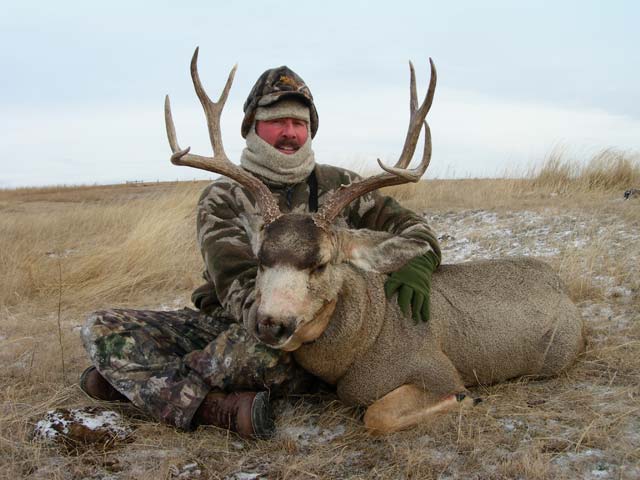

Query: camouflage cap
[{"left": 242, "top": 66, "right": 319, "bottom": 139}]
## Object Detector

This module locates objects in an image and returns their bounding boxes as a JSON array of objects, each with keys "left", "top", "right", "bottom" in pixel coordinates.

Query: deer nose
[{"left": 255, "top": 312, "right": 296, "bottom": 345}]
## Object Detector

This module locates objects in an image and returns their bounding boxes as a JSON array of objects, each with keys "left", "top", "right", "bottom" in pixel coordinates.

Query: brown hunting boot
[
  {"left": 193, "top": 391, "right": 275, "bottom": 439},
  {"left": 79, "top": 366, "right": 129, "bottom": 402}
]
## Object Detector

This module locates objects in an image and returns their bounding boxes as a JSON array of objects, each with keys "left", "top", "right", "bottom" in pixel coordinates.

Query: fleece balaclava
[{"left": 240, "top": 98, "right": 315, "bottom": 185}]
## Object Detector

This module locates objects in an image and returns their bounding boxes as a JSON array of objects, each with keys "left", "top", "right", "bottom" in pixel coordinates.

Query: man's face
[{"left": 255, "top": 118, "right": 309, "bottom": 155}]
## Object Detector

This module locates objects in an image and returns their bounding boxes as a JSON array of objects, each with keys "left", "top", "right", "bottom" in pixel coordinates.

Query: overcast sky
[{"left": 2, "top": 1, "right": 639, "bottom": 187}]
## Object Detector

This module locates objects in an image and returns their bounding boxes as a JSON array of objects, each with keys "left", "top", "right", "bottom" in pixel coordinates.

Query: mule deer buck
[{"left": 165, "top": 49, "right": 585, "bottom": 434}]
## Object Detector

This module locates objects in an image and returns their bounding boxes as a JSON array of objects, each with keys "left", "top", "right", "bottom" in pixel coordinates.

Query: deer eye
[{"left": 311, "top": 263, "right": 327, "bottom": 275}]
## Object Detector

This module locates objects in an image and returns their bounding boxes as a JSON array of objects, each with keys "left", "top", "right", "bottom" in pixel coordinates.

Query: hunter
[{"left": 80, "top": 64, "right": 441, "bottom": 439}]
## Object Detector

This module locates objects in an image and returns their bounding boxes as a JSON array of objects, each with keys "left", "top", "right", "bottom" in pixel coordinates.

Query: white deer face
[
  {"left": 249, "top": 214, "right": 342, "bottom": 351},
  {"left": 249, "top": 213, "right": 420, "bottom": 351}
]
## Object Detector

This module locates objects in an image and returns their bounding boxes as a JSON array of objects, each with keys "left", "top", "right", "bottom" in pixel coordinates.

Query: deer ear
[{"left": 336, "top": 228, "right": 415, "bottom": 274}]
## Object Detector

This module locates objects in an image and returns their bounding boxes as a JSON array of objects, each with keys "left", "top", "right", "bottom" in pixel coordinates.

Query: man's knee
[{"left": 80, "top": 309, "right": 128, "bottom": 356}]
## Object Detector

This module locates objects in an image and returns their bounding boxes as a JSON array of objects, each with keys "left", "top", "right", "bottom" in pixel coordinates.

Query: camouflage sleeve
[
  {"left": 344, "top": 173, "right": 441, "bottom": 266},
  {"left": 196, "top": 179, "right": 259, "bottom": 325}
]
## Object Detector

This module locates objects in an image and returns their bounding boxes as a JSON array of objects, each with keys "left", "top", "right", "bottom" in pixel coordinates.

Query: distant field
[{"left": 1, "top": 152, "right": 639, "bottom": 479}]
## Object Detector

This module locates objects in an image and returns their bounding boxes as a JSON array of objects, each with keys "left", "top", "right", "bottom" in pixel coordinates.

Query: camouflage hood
[{"left": 242, "top": 66, "right": 319, "bottom": 139}]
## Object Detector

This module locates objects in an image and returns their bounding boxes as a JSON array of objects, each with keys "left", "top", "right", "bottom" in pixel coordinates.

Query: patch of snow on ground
[
  {"left": 499, "top": 418, "right": 524, "bottom": 433},
  {"left": 606, "top": 286, "right": 634, "bottom": 301},
  {"left": 590, "top": 466, "right": 611, "bottom": 478},
  {"left": 45, "top": 248, "right": 78, "bottom": 258},
  {"left": 279, "top": 424, "right": 346, "bottom": 446},
  {"left": 578, "top": 301, "right": 638, "bottom": 335},
  {"left": 159, "top": 297, "right": 191, "bottom": 311},
  {"left": 593, "top": 275, "right": 616, "bottom": 288},
  {"left": 551, "top": 449, "right": 621, "bottom": 480},
  {"left": 169, "top": 461, "right": 202, "bottom": 479},
  {"left": 226, "top": 473, "right": 262, "bottom": 480},
  {"left": 34, "top": 408, "right": 132, "bottom": 442},
  {"left": 426, "top": 209, "right": 636, "bottom": 263},
  {"left": 580, "top": 302, "right": 614, "bottom": 322}
]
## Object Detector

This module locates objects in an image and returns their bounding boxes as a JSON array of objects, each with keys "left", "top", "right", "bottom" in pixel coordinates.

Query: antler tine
[
  {"left": 409, "top": 61, "right": 418, "bottom": 113},
  {"left": 395, "top": 58, "right": 437, "bottom": 170},
  {"left": 378, "top": 121, "right": 431, "bottom": 180},
  {"left": 164, "top": 48, "right": 282, "bottom": 224},
  {"left": 313, "top": 59, "right": 436, "bottom": 227},
  {"left": 164, "top": 95, "right": 188, "bottom": 160},
  {"left": 314, "top": 121, "right": 432, "bottom": 227},
  {"left": 190, "top": 47, "right": 237, "bottom": 157}
]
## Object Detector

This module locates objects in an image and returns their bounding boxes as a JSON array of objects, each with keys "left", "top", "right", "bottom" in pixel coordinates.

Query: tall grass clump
[
  {"left": 582, "top": 148, "right": 640, "bottom": 190},
  {"left": 530, "top": 147, "right": 640, "bottom": 193},
  {"left": 386, "top": 147, "right": 640, "bottom": 211},
  {"left": 529, "top": 148, "right": 577, "bottom": 192}
]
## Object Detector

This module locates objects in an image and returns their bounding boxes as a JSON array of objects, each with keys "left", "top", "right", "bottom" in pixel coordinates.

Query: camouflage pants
[{"left": 80, "top": 307, "right": 313, "bottom": 430}]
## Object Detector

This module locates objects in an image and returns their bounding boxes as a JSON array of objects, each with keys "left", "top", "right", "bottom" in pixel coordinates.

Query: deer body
[{"left": 293, "top": 258, "right": 584, "bottom": 408}]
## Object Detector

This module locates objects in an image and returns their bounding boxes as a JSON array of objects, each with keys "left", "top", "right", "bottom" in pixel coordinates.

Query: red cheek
[
  {"left": 294, "top": 124, "right": 308, "bottom": 144},
  {"left": 255, "top": 120, "right": 281, "bottom": 147}
]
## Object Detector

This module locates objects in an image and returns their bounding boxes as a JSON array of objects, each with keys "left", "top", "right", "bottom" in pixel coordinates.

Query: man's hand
[{"left": 384, "top": 251, "right": 439, "bottom": 323}]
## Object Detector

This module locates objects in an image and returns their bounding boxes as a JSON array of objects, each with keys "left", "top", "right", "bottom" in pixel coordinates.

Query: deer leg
[{"left": 363, "top": 384, "right": 476, "bottom": 435}]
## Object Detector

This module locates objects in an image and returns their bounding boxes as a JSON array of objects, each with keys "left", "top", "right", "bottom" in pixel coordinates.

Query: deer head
[{"left": 165, "top": 47, "right": 436, "bottom": 351}]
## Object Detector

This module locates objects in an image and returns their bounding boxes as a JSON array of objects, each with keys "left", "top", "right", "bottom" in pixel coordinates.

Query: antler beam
[
  {"left": 314, "top": 59, "right": 436, "bottom": 227},
  {"left": 164, "top": 47, "right": 282, "bottom": 224}
]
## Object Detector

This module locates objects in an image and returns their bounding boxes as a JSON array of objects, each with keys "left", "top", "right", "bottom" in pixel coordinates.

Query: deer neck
[{"left": 293, "top": 265, "right": 386, "bottom": 384}]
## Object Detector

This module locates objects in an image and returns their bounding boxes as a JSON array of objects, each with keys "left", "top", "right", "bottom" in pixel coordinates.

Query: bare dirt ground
[{"left": 1, "top": 167, "right": 639, "bottom": 479}]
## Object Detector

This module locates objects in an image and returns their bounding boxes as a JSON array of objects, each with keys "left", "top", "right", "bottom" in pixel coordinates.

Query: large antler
[
  {"left": 164, "top": 47, "right": 282, "bottom": 223},
  {"left": 313, "top": 59, "right": 437, "bottom": 227}
]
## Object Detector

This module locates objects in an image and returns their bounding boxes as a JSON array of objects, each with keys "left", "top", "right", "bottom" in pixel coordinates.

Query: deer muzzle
[{"left": 255, "top": 312, "right": 297, "bottom": 346}]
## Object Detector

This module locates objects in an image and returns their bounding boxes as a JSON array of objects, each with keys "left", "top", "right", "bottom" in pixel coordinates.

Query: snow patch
[
  {"left": 551, "top": 448, "right": 618, "bottom": 479},
  {"left": 499, "top": 418, "right": 524, "bottom": 433},
  {"left": 606, "top": 285, "right": 633, "bottom": 301},
  {"left": 159, "top": 297, "right": 187, "bottom": 311},
  {"left": 426, "top": 209, "right": 636, "bottom": 263},
  {"left": 279, "top": 424, "right": 346, "bottom": 446},
  {"left": 169, "top": 461, "right": 202, "bottom": 479},
  {"left": 226, "top": 473, "right": 261, "bottom": 480},
  {"left": 33, "top": 407, "right": 133, "bottom": 443},
  {"left": 45, "top": 248, "right": 78, "bottom": 258}
]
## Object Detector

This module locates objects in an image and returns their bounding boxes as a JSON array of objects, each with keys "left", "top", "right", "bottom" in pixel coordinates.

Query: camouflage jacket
[{"left": 194, "top": 164, "right": 441, "bottom": 325}]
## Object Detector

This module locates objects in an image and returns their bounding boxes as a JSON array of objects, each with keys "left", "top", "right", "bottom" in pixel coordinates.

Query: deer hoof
[
  {"left": 455, "top": 393, "right": 467, "bottom": 402},
  {"left": 454, "top": 392, "right": 483, "bottom": 406}
]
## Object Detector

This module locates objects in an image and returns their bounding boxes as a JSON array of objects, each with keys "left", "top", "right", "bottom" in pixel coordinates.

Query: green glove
[{"left": 384, "top": 251, "right": 439, "bottom": 323}]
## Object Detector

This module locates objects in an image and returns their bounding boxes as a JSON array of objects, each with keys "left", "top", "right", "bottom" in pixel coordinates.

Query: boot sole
[
  {"left": 79, "top": 366, "right": 98, "bottom": 398},
  {"left": 251, "top": 391, "right": 276, "bottom": 439},
  {"left": 79, "top": 366, "right": 128, "bottom": 402}
]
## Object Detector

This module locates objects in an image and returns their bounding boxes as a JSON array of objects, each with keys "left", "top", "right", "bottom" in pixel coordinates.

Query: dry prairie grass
[
  {"left": 386, "top": 148, "right": 640, "bottom": 212},
  {"left": 0, "top": 182, "right": 204, "bottom": 312},
  {"left": 1, "top": 152, "right": 639, "bottom": 479},
  {"left": 529, "top": 148, "right": 640, "bottom": 194}
]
